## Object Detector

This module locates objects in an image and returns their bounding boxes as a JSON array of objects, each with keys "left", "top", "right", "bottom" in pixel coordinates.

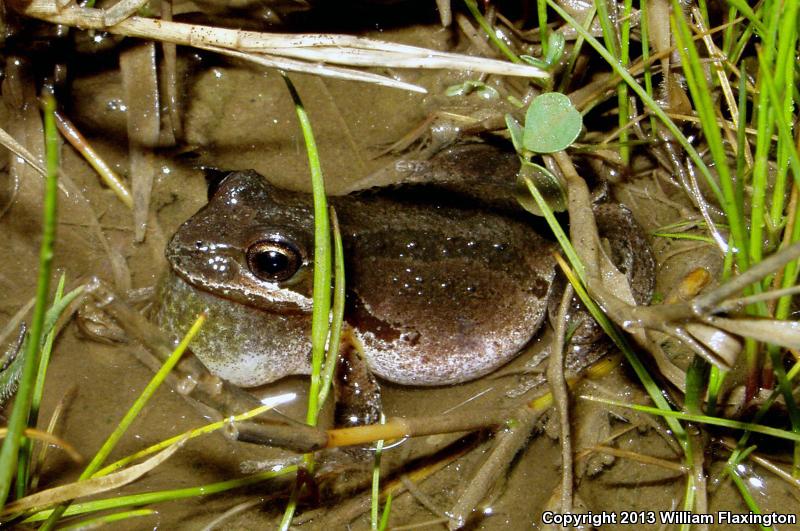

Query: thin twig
[{"left": 548, "top": 285, "right": 575, "bottom": 515}]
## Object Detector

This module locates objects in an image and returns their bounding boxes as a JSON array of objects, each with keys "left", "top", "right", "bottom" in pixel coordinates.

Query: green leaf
[
  {"left": 515, "top": 160, "right": 567, "bottom": 215},
  {"left": 505, "top": 114, "right": 525, "bottom": 154},
  {"left": 522, "top": 92, "right": 582, "bottom": 153},
  {"left": 544, "top": 32, "right": 566, "bottom": 65}
]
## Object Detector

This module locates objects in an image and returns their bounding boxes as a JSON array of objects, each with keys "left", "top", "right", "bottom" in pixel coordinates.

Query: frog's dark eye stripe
[{"left": 246, "top": 239, "right": 302, "bottom": 282}]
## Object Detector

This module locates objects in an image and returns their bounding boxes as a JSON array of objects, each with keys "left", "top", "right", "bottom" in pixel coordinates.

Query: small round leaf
[
  {"left": 514, "top": 160, "right": 568, "bottom": 215},
  {"left": 522, "top": 92, "right": 582, "bottom": 153}
]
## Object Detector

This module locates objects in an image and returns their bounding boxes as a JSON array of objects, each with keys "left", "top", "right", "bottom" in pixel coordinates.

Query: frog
[{"left": 154, "top": 143, "right": 655, "bottom": 392}]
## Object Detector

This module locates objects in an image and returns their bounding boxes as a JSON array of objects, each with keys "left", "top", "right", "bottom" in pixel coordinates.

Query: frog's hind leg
[
  {"left": 334, "top": 329, "right": 383, "bottom": 430},
  {"left": 552, "top": 202, "right": 656, "bottom": 373}
]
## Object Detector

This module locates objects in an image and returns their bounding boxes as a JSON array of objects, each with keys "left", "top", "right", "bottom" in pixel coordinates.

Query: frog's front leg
[{"left": 334, "top": 329, "right": 382, "bottom": 429}]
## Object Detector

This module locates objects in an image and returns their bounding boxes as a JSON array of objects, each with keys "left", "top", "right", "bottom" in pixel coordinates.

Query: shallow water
[{"left": 1, "top": 6, "right": 798, "bottom": 530}]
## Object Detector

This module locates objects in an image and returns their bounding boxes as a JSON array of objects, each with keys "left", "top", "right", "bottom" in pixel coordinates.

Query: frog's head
[{"left": 166, "top": 170, "right": 315, "bottom": 314}]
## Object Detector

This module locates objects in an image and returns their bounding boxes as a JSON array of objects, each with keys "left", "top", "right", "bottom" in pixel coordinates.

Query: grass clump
[{"left": 0, "top": 93, "right": 61, "bottom": 509}]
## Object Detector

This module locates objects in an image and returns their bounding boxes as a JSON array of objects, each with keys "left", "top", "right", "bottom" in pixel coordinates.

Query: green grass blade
[
  {"left": 60, "top": 508, "right": 156, "bottom": 530},
  {"left": 463, "top": 0, "right": 522, "bottom": 64},
  {"left": 670, "top": 4, "right": 747, "bottom": 271},
  {"left": 39, "top": 313, "right": 206, "bottom": 530},
  {"left": 371, "top": 414, "right": 386, "bottom": 530},
  {"left": 378, "top": 493, "right": 392, "bottom": 531},
  {"left": 721, "top": 6, "right": 738, "bottom": 58},
  {"left": 592, "top": 0, "right": 628, "bottom": 162},
  {"left": 638, "top": 0, "right": 658, "bottom": 137},
  {"left": 0, "top": 93, "right": 60, "bottom": 509},
  {"left": 588, "top": 397, "right": 800, "bottom": 443},
  {"left": 17, "top": 275, "right": 69, "bottom": 497},
  {"left": 40, "top": 285, "right": 85, "bottom": 345},
  {"left": 767, "top": 0, "right": 798, "bottom": 230},
  {"left": 557, "top": 6, "right": 595, "bottom": 93},
  {"left": 593, "top": 0, "right": 618, "bottom": 58},
  {"left": 521, "top": 177, "right": 584, "bottom": 279},
  {"left": 705, "top": 365, "right": 726, "bottom": 414},
  {"left": 279, "top": 73, "right": 332, "bottom": 528},
  {"left": 617, "top": 0, "right": 633, "bottom": 163},
  {"left": 94, "top": 402, "right": 282, "bottom": 478},
  {"left": 726, "top": 470, "right": 770, "bottom": 531},
  {"left": 281, "top": 75, "right": 331, "bottom": 429},
  {"left": 729, "top": 22, "right": 755, "bottom": 66},
  {"left": 24, "top": 466, "right": 297, "bottom": 523},
  {"left": 696, "top": 0, "right": 709, "bottom": 26},
  {"left": 745, "top": 0, "right": 781, "bottom": 267},
  {"left": 537, "top": 0, "right": 548, "bottom": 58},
  {"left": 723, "top": 0, "right": 767, "bottom": 36},
  {"left": 756, "top": 48, "right": 800, "bottom": 199},
  {"left": 1, "top": 281, "right": 84, "bottom": 489},
  {"left": 681, "top": 436, "right": 697, "bottom": 519},
  {"left": 29, "top": 281, "right": 84, "bottom": 426},
  {"left": 684, "top": 357, "right": 707, "bottom": 415},
  {"left": 751, "top": 51, "right": 800, "bottom": 475},
  {"left": 776, "top": 207, "right": 800, "bottom": 320},
  {"left": 87, "top": 314, "right": 206, "bottom": 477},
  {"left": 734, "top": 72, "right": 747, "bottom": 217},
  {"left": 652, "top": 232, "right": 716, "bottom": 243},
  {"left": 278, "top": 480, "right": 300, "bottom": 531},
  {"left": 317, "top": 207, "right": 345, "bottom": 413}
]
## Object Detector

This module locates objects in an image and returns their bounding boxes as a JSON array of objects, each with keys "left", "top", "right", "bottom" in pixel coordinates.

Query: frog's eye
[{"left": 246, "top": 239, "right": 302, "bottom": 282}]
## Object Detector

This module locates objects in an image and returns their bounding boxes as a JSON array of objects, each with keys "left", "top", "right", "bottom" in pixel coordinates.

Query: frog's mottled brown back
[{"left": 336, "top": 187, "right": 558, "bottom": 385}]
